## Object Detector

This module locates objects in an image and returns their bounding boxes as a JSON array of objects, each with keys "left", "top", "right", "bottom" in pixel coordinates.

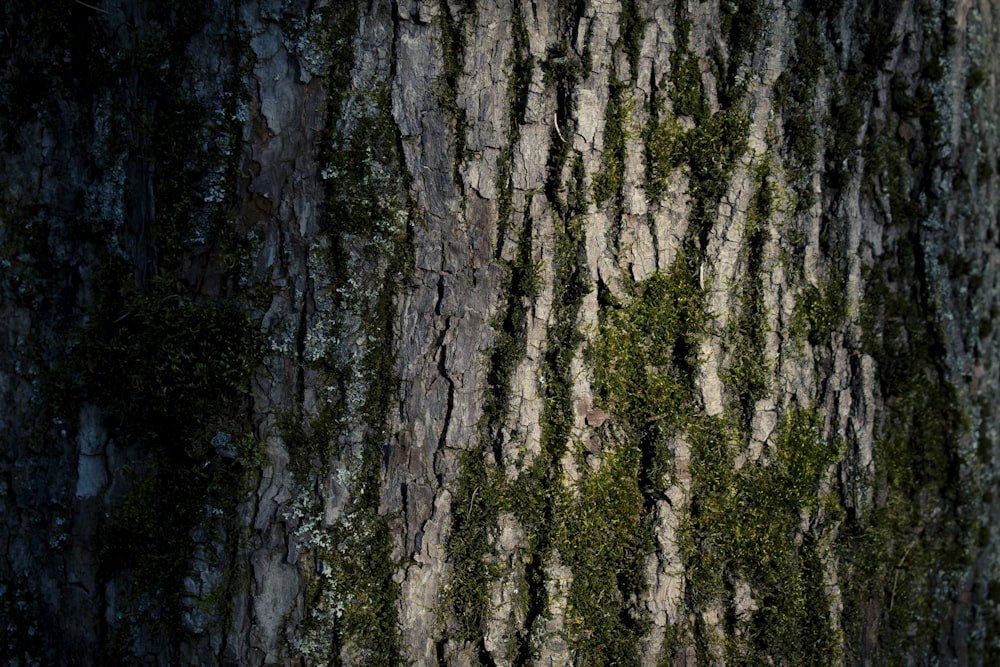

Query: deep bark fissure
[{"left": 2, "top": 0, "right": 999, "bottom": 664}]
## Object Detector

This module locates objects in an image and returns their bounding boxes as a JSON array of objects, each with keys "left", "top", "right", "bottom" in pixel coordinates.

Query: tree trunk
[{"left": 2, "top": 0, "right": 999, "bottom": 664}]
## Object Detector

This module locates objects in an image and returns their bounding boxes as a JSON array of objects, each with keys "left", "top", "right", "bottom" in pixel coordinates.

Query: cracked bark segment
[{"left": 1, "top": 0, "right": 999, "bottom": 665}]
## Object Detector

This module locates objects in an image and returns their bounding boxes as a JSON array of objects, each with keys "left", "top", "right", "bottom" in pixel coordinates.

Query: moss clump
[
  {"left": 645, "top": 12, "right": 751, "bottom": 246},
  {"left": 773, "top": 15, "right": 826, "bottom": 209},
  {"left": 717, "top": 0, "right": 765, "bottom": 106},
  {"left": 0, "top": 197, "right": 51, "bottom": 309},
  {"left": 0, "top": 0, "right": 110, "bottom": 143},
  {"left": 573, "top": 256, "right": 707, "bottom": 659},
  {"left": 288, "top": 349, "right": 406, "bottom": 663},
  {"left": 443, "top": 9, "right": 538, "bottom": 649},
  {"left": 642, "top": 105, "right": 685, "bottom": 202},
  {"left": 823, "top": 6, "right": 902, "bottom": 192},
  {"left": 539, "top": 217, "right": 590, "bottom": 461},
  {"left": 617, "top": 0, "right": 646, "bottom": 82},
  {"left": 832, "top": 8, "right": 971, "bottom": 652},
  {"left": 436, "top": 0, "right": 472, "bottom": 180},
  {"left": 293, "top": 459, "right": 403, "bottom": 664},
  {"left": 562, "top": 445, "right": 649, "bottom": 664},
  {"left": 722, "top": 161, "right": 774, "bottom": 428},
  {"left": 485, "top": 210, "right": 539, "bottom": 440},
  {"left": 836, "top": 272, "right": 969, "bottom": 664},
  {"left": 446, "top": 449, "right": 505, "bottom": 648},
  {"left": 668, "top": 17, "right": 708, "bottom": 121},
  {"left": 73, "top": 263, "right": 261, "bottom": 656},
  {"left": 124, "top": 2, "right": 246, "bottom": 279},
  {"left": 494, "top": 1, "right": 533, "bottom": 249},
  {"left": 322, "top": 88, "right": 409, "bottom": 240},
  {"left": 593, "top": 77, "right": 635, "bottom": 207},
  {"left": 77, "top": 268, "right": 259, "bottom": 445},
  {"left": 682, "top": 410, "right": 841, "bottom": 665},
  {"left": 591, "top": 255, "right": 707, "bottom": 496},
  {"left": 281, "top": 5, "right": 412, "bottom": 661},
  {"left": 445, "top": 208, "right": 540, "bottom": 657},
  {"left": 790, "top": 268, "right": 848, "bottom": 349},
  {"left": 515, "top": 151, "right": 592, "bottom": 662}
]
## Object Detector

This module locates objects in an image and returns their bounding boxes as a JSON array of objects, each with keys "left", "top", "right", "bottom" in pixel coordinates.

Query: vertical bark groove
[{"left": 1, "top": 0, "right": 999, "bottom": 665}]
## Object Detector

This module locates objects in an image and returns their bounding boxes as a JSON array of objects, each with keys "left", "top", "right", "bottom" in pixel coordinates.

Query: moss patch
[
  {"left": 562, "top": 445, "right": 649, "bottom": 664},
  {"left": 789, "top": 267, "right": 848, "bottom": 349},
  {"left": 722, "top": 161, "right": 774, "bottom": 428},
  {"left": 74, "top": 263, "right": 262, "bottom": 659},
  {"left": 444, "top": 8, "right": 536, "bottom": 656},
  {"left": 281, "top": 5, "right": 411, "bottom": 662},
  {"left": 591, "top": 255, "right": 707, "bottom": 496},
  {"left": 682, "top": 410, "right": 842, "bottom": 665},
  {"left": 837, "top": 264, "right": 969, "bottom": 664},
  {"left": 593, "top": 76, "right": 634, "bottom": 207},
  {"left": 822, "top": 4, "right": 972, "bottom": 657},
  {"left": 645, "top": 9, "right": 752, "bottom": 249}
]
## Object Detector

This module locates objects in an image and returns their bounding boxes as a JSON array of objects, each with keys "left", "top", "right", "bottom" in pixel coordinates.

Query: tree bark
[{"left": 2, "top": 0, "right": 999, "bottom": 665}]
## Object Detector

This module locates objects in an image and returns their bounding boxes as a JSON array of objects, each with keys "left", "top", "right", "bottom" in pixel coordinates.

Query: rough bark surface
[{"left": 2, "top": 0, "right": 999, "bottom": 665}]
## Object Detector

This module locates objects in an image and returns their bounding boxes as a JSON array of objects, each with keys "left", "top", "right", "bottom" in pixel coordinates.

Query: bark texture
[{"left": 2, "top": 0, "right": 999, "bottom": 665}]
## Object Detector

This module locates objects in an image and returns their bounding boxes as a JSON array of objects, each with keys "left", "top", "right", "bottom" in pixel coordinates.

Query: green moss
[
  {"left": 436, "top": 0, "right": 471, "bottom": 180},
  {"left": 645, "top": 12, "right": 751, "bottom": 242},
  {"left": 443, "top": 218, "right": 535, "bottom": 656},
  {"left": 0, "top": 0, "right": 110, "bottom": 141},
  {"left": 542, "top": 39, "right": 584, "bottom": 94},
  {"left": 539, "top": 215, "right": 590, "bottom": 459},
  {"left": 558, "top": 252, "right": 710, "bottom": 660},
  {"left": 683, "top": 109, "right": 751, "bottom": 230},
  {"left": 773, "top": 15, "right": 826, "bottom": 209},
  {"left": 307, "top": 2, "right": 359, "bottom": 116},
  {"left": 590, "top": 256, "right": 707, "bottom": 494},
  {"left": 0, "top": 581, "right": 44, "bottom": 664},
  {"left": 126, "top": 5, "right": 244, "bottom": 278},
  {"left": 516, "top": 158, "right": 592, "bottom": 661},
  {"left": 824, "top": 7, "right": 902, "bottom": 191},
  {"left": 296, "top": 463, "right": 403, "bottom": 664},
  {"left": 282, "top": 6, "right": 413, "bottom": 660},
  {"left": 617, "top": 0, "right": 645, "bottom": 82},
  {"left": 442, "top": 7, "right": 541, "bottom": 656},
  {"left": 722, "top": 161, "right": 774, "bottom": 427},
  {"left": 823, "top": 86, "right": 866, "bottom": 191},
  {"left": 486, "top": 213, "right": 539, "bottom": 431},
  {"left": 790, "top": 268, "right": 848, "bottom": 349},
  {"left": 0, "top": 197, "right": 50, "bottom": 309},
  {"left": 446, "top": 449, "right": 505, "bottom": 646},
  {"left": 445, "top": 18, "right": 593, "bottom": 648},
  {"left": 642, "top": 100, "right": 685, "bottom": 201},
  {"left": 562, "top": 445, "right": 650, "bottom": 664},
  {"left": 717, "top": 0, "right": 765, "bottom": 105},
  {"left": 668, "top": 17, "right": 709, "bottom": 122},
  {"left": 494, "top": 1, "right": 533, "bottom": 246},
  {"left": 836, "top": 266, "right": 970, "bottom": 662},
  {"left": 593, "top": 76, "right": 633, "bottom": 206},
  {"left": 66, "top": 262, "right": 263, "bottom": 658},
  {"left": 4, "top": 1, "right": 261, "bottom": 661},
  {"left": 682, "top": 409, "right": 841, "bottom": 665},
  {"left": 831, "top": 20, "right": 971, "bottom": 651},
  {"left": 966, "top": 65, "right": 986, "bottom": 91},
  {"left": 447, "top": 170, "right": 588, "bottom": 661},
  {"left": 76, "top": 268, "right": 259, "bottom": 445},
  {"left": 100, "top": 453, "right": 249, "bottom": 635},
  {"left": 322, "top": 88, "right": 409, "bottom": 241}
]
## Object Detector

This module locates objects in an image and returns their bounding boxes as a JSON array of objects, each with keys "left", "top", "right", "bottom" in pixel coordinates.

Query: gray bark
[{"left": 1, "top": 0, "right": 999, "bottom": 665}]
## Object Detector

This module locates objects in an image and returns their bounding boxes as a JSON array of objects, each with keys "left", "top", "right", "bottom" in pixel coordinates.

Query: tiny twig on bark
[{"left": 74, "top": 0, "right": 108, "bottom": 13}]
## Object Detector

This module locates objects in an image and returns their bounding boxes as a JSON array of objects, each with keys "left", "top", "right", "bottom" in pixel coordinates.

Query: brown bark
[{"left": 1, "top": 0, "right": 999, "bottom": 665}]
